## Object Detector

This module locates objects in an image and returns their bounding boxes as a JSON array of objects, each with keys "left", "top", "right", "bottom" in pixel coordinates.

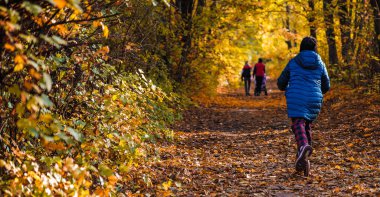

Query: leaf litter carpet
[{"left": 137, "top": 84, "right": 380, "bottom": 196}]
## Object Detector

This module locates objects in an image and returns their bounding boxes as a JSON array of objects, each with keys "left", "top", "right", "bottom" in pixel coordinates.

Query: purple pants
[{"left": 291, "top": 118, "right": 312, "bottom": 149}]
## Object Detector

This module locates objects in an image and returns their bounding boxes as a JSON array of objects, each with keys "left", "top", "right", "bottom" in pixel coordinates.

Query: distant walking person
[
  {"left": 253, "top": 58, "right": 266, "bottom": 96},
  {"left": 241, "top": 61, "right": 252, "bottom": 96},
  {"left": 277, "top": 36, "right": 330, "bottom": 176}
]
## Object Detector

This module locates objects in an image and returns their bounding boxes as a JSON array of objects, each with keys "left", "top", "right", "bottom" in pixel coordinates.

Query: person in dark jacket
[
  {"left": 253, "top": 58, "right": 266, "bottom": 96},
  {"left": 241, "top": 61, "right": 252, "bottom": 96},
  {"left": 277, "top": 36, "right": 330, "bottom": 174}
]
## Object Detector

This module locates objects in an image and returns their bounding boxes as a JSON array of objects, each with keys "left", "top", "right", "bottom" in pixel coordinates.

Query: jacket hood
[{"left": 294, "top": 50, "right": 320, "bottom": 70}]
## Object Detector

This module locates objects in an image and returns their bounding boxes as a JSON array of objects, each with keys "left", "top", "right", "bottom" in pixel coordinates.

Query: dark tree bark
[
  {"left": 175, "top": 0, "right": 195, "bottom": 82},
  {"left": 369, "top": 0, "right": 380, "bottom": 77},
  {"left": 206, "top": 0, "right": 217, "bottom": 42},
  {"left": 285, "top": 4, "right": 293, "bottom": 49},
  {"left": 174, "top": 0, "right": 206, "bottom": 82},
  {"left": 370, "top": 0, "right": 380, "bottom": 56},
  {"left": 323, "top": 0, "right": 339, "bottom": 65},
  {"left": 338, "top": 0, "right": 352, "bottom": 62},
  {"left": 175, "top": 0, "right": 194, "bottom": 20},
  {"left": 308, "top": 0, "right": 317, "bottom": 39},
  {"left": 197, "top": 0, "right": 205, "bottom": 14},
  {"left": 211, "top": 0, "right": 217, "bottom": 8}
]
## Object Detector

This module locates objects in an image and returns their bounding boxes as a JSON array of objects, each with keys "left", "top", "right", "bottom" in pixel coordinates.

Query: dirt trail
[{"left": 146, "top": 82, "right": 380, "bottom": 196}]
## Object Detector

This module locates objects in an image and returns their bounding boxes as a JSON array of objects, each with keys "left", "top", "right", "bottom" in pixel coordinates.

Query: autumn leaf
[
  {"left": 108, "top": 175, "right": 118, "bottom": 186},
  {"left": 29, "top": 69, "right": 42, "bottom": 80},
  {"left": 44, "top": 142, "right": 66, "bottom": 151},
  {"left": 94, "top": 188, "right": 110, "bottom": 196},
  {"left": 161, "top": 180, "right": 172, "bottom": 190},
  {"left": 15, "top": 54, "right": 25, "bottom": 64},
  {"left": 347, "top": 157, "right": 355, "bottom": 162},
  {"left": 101, "top": 22, "right": 109, "bottom": 38},
  {"left": 335, "top": 165, "right": 342, "bottom": 170},
  {"left": 24, "top": 81, "right": 33, "bottom": 91},
  {"left": 4, "top": 43, "right": 15, "bottom": 51},
  {"left": 93, "top": 21, "right": 101, "bottom": 28},
  {"left": 96, "top": 46, "right": 110, "bottom": 55},
  {"left": 14, "top": 55, "right": 25, "bottom": 72},
  {"left": 50, "top": 0, "right": 67, "bottom": 9},
  {"left": 14, "top": 64, "right": 24, "bottom": 72}
]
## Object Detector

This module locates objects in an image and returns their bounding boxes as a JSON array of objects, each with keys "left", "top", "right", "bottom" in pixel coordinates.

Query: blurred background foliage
[{"left": 0, "top": 0, "right": 379, "bottom": 195}]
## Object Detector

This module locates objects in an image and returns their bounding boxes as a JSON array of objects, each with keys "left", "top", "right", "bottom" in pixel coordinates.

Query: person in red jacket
[{"left": 253, "top": 58, "right": 266, "bottom": 96}]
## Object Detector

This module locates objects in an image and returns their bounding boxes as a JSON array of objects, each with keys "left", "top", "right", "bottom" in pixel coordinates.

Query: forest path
[{"left": 147, "top": 81, "right": 380, "bottom": 196}]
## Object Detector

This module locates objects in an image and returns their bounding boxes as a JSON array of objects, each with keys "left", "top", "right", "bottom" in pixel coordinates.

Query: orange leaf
[
  {"left": 52, "top": 0, "right": 67, "bottom": 9},
  {"left": 108, "top": 175, "right": 118, "bottom": 186},
  {"left": 351, "top": 164, "right": 361, "bottom": 169},
  {"left": 30, "top": 69, "right": 42, "bottom": 80},
  {"left": 4, "top": 43, "right": 15, "bottom": 51},
  {"left": 93, "top": 21, "right": 101, "bottom": 28},
  {"left": 44, "top": 142, "right": 66, "bottom": 151},
  {"left": 347, "top": 157, "right": 355, "bottom": 162},
  {"left": 14, "top": 55, "right": 26, "bottom": 72},
  {"left": 15, "top": 55, "right": 26, "bottom": 64},
  {"left": 334, "top": 165, "right": 342, "bottom": 170},
  {"left": 54, "top": 24, "right": 69, "bottom": 36},
  {"left": 96, "top": 46, "right": 110, "bottom": 55},
  {"left": 94, "top": 188, "right": 110, "bottom": 196},
  {"left": 24, "top": 81, "right": 33, "bottom": 91}
]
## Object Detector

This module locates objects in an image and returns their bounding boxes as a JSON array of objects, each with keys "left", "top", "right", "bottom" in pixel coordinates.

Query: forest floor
[{"left": 132, "top": 80, "right": 380, "bottom": 196}]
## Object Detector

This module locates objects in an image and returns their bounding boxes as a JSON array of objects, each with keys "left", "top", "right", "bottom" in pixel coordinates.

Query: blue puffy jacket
[{"left": 277, "top": 50, "right": 330, "bottom": 121}]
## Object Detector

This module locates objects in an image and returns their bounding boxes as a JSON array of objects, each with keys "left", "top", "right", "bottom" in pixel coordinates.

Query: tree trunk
[
  {"left": 338, "top": 0, "right": 352, "bottom": 62},
  {"left": 175, "top": 0, "right": 195, "bottom": 82},
  {"left": 369, "top": 0, "right": 380, "bottom": 77},
  {"left": 175, "top": 0, "right": 206, "bottom": 82},
  {"left": 197, "top": 0, "right": 205, "bottom": 14},
  {"left": 308, "top": 0, "right": 317, "bottom": 39},
  {"left": 176, "top": 0, "right": 194, "bottom": 20},
  {"left": 370, "top": 0, "right": 380, "bottom": 56},
  {"left": 285, "top": 4, "right": 293, "bottom": 49},
  {"left": 323, "top": 0, "right": 339, "bottom": 65}
]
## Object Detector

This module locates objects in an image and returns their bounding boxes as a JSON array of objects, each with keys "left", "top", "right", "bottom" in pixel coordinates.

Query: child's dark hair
[
  {"left": 259, "top": 58, "right": 263, "bottom": 63},
  {"left": 300, "top": 36, "right": 317, "bottom": 52}
]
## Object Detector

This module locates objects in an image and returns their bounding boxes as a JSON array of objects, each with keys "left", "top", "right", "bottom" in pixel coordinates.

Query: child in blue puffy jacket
[{"left": 277, "top": 36, "right": 330, "bottom": 175}]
